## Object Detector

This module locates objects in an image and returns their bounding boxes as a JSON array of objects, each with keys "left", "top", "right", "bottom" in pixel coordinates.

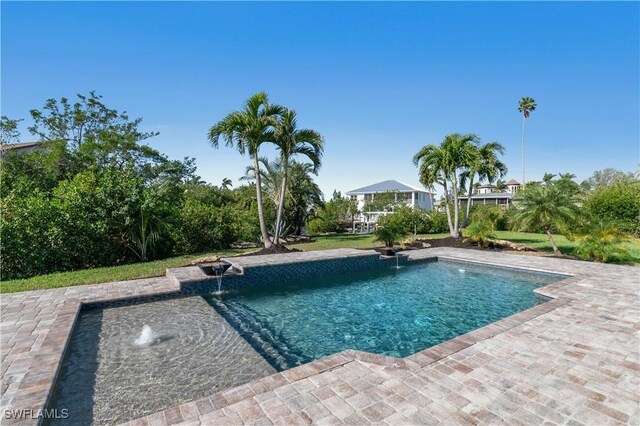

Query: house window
[{"left": 364, "top": 194, "right": 373, "bottom": 202}]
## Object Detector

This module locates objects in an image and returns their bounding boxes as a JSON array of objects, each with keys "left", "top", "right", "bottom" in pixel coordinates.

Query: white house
[
  {"left": 458, "top": 179, "right": 522, "bottom": 208},
  {"left": 346, "top": 180, "right": 434, "bottom": 232}
]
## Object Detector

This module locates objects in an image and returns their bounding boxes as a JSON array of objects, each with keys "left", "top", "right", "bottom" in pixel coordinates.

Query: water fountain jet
[{"left": 134, "top": 325, "right": 160, "bottom": 347}]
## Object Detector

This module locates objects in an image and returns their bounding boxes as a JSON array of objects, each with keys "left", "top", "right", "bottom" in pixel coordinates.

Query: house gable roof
[
  {"left": 0, "top": 141, "right": 40, "bottom": 152},
  {"left": 346, "top": 180, "right": 430, "bottom": 195}
]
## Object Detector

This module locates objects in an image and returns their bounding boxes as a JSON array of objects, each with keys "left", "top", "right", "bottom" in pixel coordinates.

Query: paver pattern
[{"left": 1, "top": 248, "right": 639, "bottom": 425}]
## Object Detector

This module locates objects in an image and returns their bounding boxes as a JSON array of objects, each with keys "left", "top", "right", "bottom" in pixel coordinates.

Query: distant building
[
  {"left": 458, "top": 179, "right": 521, "bottom": 207},
  {"left": 346, "top": 180, "right": 434, "bottom": 232},
  {"left": 0, "top": 142, "right": 42, "bottom": 157}
]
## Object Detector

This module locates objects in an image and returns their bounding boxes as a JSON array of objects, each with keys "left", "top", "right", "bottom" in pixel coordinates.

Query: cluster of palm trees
[
  {"left": 413, "top": 133, "right": 507, "bottom": 238},
  {"left": 208, "top": 92, "right": 324, "bottom": 249}
]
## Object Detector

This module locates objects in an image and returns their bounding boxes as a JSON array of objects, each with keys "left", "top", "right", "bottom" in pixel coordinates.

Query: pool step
[{"left": 208, "top": 298, "right": 306, "bottom": 371}]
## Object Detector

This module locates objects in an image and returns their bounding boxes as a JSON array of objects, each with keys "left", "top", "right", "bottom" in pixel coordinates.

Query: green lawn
[
  {"left": 3, "top": 231, "right": 638, "bottom": 294},
  {"left": 0, "top": 249, "right": 251, "bottom": 294}
]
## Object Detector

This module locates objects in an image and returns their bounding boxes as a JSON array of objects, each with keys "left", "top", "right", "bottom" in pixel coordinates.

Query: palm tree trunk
[
  {"left": 253, "top": 156, "right": 273, "bottom": 248},
  {"left": 521, "top": 115, "right": 526, "bottom": 187},
  {"left": 442, "top": 181, "right": 455, "bottom": 237},
  {"left": 461, "top": 176, "right": 475, "bottom": 228},
  {"left": 274, "top": 169, "right": 288, "bottom": 248},
  {"left": 544, "top": 226, "right": 560, "bottom": 255},
  {"left": 451, "top": 174, "right": 460, "bottom": 238}
]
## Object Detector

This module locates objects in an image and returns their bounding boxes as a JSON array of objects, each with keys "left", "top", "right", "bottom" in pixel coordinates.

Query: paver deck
[{"left": 1, "top": 248, "right": 639, "bottom": 425}]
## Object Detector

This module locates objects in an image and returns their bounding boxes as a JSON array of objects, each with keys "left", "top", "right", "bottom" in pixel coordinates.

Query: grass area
[
  {"left": 4, "top": 231, "right": 638, "bottom": 294},
  {"left": 0, "top": 249, "right": 251, "bottom": 294}
]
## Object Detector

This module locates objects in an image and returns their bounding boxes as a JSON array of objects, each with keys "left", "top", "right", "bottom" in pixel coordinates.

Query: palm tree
[
  {"left": 273, "top": 108, "right": 324, "bottom": 245},
  {"left": 286, "top": 162, "right": 324, "bottom": 235},
  {"left": 221, "top": 177, "right": 233, "bottom": 189},
  {"left": 460, "top": 140, "right": 507, "bottom": 228},
  {"left": 208, "top": 92, "right": 283, "bottom": 248},
  {"left": 512, "top": 184, "right": 577, "bottom": 255},
  {"left": 413, "top": 133, "right": 477, "bottom": 238},
  {"left": 241, "top": 157, "right": 281, "bottom": 206},
  {"left": 518, "top": 97, "right": 537, "bottom": 187},
  {"left": 542, "top": 173, "right": 556, "bottom": 185},
  {"left": 495, "top": 179, "right": 507, "bottom": 192}
]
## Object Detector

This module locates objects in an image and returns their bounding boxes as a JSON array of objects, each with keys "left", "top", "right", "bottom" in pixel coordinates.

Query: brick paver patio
[{"left": 1, "top": 248, "right": 639, "bottom": 425}]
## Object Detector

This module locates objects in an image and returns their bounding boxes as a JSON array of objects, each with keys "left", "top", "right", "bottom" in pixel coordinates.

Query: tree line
[{"left": 1, "top": 92, "right": 325, "bottom": 279}]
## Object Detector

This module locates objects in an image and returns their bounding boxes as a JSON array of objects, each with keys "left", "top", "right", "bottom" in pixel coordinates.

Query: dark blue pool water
[{"left": 205, "top": 260, "right": 562, "bottom": 370}]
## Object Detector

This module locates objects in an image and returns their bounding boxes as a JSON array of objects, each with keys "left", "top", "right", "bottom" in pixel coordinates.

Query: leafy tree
[
  {"left": 460, "top": 140, "right": 507, "bottom": 227},
  {"left": 580, "top": 168, "right": 634, "bottom": 191},
  {"left": 393, "top": 206, "right": 430, "bottom": 236},
  {"left": 0, "top": 116, "right": 22, "bottom": 145},
  {"left": 208, "top": 92, "right": 283, "bottom": 248},
  {"left": 512, "top": 183, "right": 578, "bottom": 254},
  {"left": 272, "top": 108, "right": 324, "bottom": 244},
  {"left": 307, "top": 191, "right": 356, "bottom": 234},
  {"left": 413, "top": 133, "right": 477, "bottom": 238},
  {"left": 362, "top": 191, "right": 403, "bottom": 212},
  {"left": 518, "top": 96, "right": 536, "bottom": 185}
]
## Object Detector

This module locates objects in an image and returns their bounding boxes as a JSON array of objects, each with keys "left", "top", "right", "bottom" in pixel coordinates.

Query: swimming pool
[
  {"left": 206, "top": 259, "right": 561, "bottom": 370},
  {"left": 49, "top": 257, "right": 563, "bottom": 424}
]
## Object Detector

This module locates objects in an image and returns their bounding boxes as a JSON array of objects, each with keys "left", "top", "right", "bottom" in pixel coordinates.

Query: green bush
[
  {"left": 426, "top": 211, "right": 450, "bottom": 234},
  {"left": 468, "top": 205, "right": 509, "bottom": 231},
  {"left": 462, "top": 220, "right": 497, "bottom": 248},
  {"left": 374, "top": 213, "right": 410, "bottom": 247},
  {"left": 171, "top": 200, "right": 237, "bottom": 254},
  {"left": 585, "top": 179, "right": 640, "bottom": 236}
]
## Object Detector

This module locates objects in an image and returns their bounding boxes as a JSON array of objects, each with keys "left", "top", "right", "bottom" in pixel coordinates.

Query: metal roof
[
  {"left": 0, "top": 141, "right": 40, "bottom": 152},
  {"left": 346, "top": 180, "right": 430, "bottom": 195}
]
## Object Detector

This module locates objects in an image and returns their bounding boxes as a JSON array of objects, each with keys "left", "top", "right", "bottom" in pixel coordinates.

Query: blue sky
[{"left": 2, "top": 1, "right": 639, "bottom": 197}]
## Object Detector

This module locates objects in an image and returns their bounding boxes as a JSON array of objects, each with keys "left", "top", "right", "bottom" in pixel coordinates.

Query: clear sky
[{"left": 2, "top": 1, "right": 639, "bottom": 197}]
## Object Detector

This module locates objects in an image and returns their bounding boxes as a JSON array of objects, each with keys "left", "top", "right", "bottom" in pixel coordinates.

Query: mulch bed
[{"left": 240, "top": 245, "right": 303, "bottom": 256}]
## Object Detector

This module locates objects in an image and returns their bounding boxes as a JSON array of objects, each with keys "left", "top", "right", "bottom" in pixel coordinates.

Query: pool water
[{"left": 205, "top": 260, "right": 561, "bottom": 370}]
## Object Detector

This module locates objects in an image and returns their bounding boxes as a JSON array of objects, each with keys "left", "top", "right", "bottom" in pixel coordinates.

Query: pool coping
[{"left": 1, "top": 248, "right": 585, "bottom": 425}]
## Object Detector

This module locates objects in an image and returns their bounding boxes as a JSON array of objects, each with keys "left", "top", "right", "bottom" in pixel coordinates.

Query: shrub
[
  {"left": 374, "top": 213, "right": 410, "bottom": 247},
  {"left": 585, "top": 179, "right": 640, "bottom": 236},
  {"left": 426, "top": 212, "right": 450, "bottom": 234},
  {"left": 462, "top": 220, "right": 497, "bottom": 248},
  {"left": 170, "top": 200, "right": 237, "bottom": 254},
  {"left": 468, "top": 205, "right": 509, "bottom": 231},
  {"left": 572, "top": 219, "right": 633, "bottom": 263}
]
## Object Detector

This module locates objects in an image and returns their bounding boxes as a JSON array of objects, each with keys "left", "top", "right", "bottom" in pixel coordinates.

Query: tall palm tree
[
  {"left": 460, "top": 140, "right": 507, "bottom": 228},
  {"left": 512, "top": 184, "right": 577, "bottom": 255},
  {"left": 518, "top": 97, "right": 537, "bottom": 186},
  {"left": 413, "top": 133, "right": 477, "bottom": 238},
  {"left": 273, "top": 109, "right": 323, "bottom": 245},
  {"left": 208, "top": 92, "right": 283, "bottom": 248}
]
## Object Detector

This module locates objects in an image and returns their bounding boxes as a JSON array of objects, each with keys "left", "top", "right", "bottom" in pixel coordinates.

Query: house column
[{"left": 411, "top": 192, "right": 415, "bottom": 207}]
